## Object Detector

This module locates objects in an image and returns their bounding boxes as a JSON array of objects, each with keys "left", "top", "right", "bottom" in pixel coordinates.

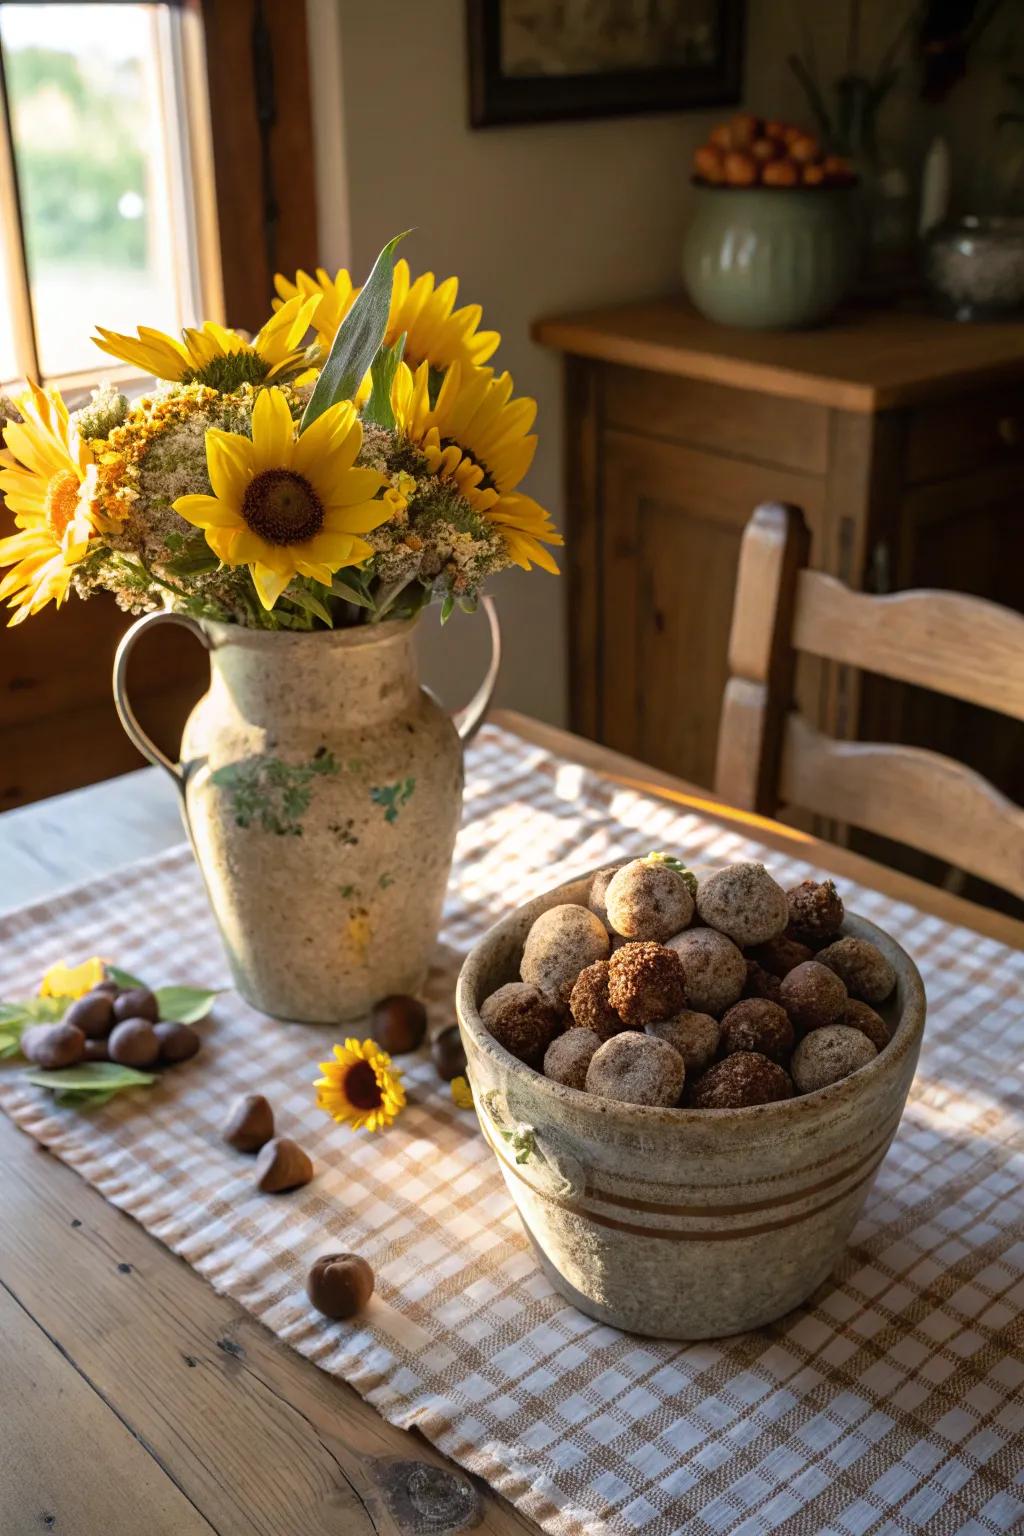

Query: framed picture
[{"left": 467, "top": 0, "right": 745, "bottom": 128}]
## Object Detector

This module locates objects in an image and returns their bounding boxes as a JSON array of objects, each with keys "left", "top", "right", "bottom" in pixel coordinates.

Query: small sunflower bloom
[
  {"left": 450, "top": 1075, "right": 474, "bottom": 1110},
  {"left": 316, "top": 1038, "right": 406, "bottom": 1132},
  {"left": 39, "top": 956, "right": 107, "bottom": 999}
]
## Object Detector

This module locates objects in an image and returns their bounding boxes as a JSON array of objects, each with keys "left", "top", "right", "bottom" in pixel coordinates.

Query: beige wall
[{"left": 315, "top": 0, "right": 1020, "bottom": 727}]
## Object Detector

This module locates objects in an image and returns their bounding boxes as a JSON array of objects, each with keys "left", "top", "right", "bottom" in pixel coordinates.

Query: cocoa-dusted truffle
[
  {"left": 665, "top": 928, "right": 745, "bottom": 1016},
  {"left": 695, "top": 862, "right": 788, "bottom": 947},
  {"left": 483, "top": 984, "right": 562, "bottom": 1068},
  {"left": 742, "top": 959, "right": 782, "bottom": 1004},
  {"left": 569, "top": 960, "right": 624, "bottom": 1041},
  {"left": 588, "top": 864, "right": 625, "bottom": 931},
  {"left": 791, "top": 1026, "right": 876, "bottom": 1093},
  {"left": 746, "top": 934, "right": 814, "bottom": 979},
  {"left": 544, "top": 1027, "right": 602, "bottom": 1090},
  {"left": 649, "top": 1010, "right": 720, "bottom": 1074},
  {"left": 585, "top": 1031, "right": 684, "bottom": 1107},
  {"left": 520, "top": 904, "right": 610, "bottom": 1004},
  {"left": 607, "top": 942, "right": 687, "bottom": 1028},
  {"left": 817, "top": 937, "right": 896, "bottom": 1005},
  {"left": 687, "top": 1052, "right": 794, "bottom": 1109},
  {"left": 21, "top": 1021, "right": 85, "bottom": 1070},
  {"left": 786, "top": 878, "right": 845, "bottom": 945},
  {"left": 719, "top": 998, "right": 794, "bottom": 1064},
  {"left": 837, "top": 999, "right": 890, "bottom": 1052},
  {"left": 481, "top": 982, "right": 539, "bottom": 1025},
  {"left": 605, "top": 857, "right": 694, "bottom": 942},
  {"left": 779, "top": 960, "right": 847, "bottom": 1032}
]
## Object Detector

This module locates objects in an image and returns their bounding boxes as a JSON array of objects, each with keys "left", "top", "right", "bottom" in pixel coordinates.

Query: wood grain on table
[{"left": 1, "top": 712, "right": 1020, "bottom": 1536}]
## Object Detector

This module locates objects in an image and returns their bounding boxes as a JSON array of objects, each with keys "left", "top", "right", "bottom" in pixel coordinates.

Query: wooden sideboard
[{"left": 534, "top": 299, "right": 1024, "bottom": 892}]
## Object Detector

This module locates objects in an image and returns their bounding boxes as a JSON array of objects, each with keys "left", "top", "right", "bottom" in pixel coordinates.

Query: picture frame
[{"left": 467, "top": 0, "right": 746, "bottom": 128}]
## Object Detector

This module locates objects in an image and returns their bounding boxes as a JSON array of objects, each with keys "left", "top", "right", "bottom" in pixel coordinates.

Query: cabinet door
[{"left": 599, "top": 429, "right": 825, "bottom": 789}]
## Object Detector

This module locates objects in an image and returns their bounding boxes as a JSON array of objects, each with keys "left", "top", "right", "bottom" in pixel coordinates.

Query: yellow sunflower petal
[
  {"left": 251, "top": 560, "right": 293, "bottom": 610},
  {"left": 206, "top": 429, "right": 254, "bottom": 507},
  {"left": 172, "top": 493, "right": 241, "bottom": 530},
  {"left": 249, "top": 387, "right": 296, "bottom": 473}
]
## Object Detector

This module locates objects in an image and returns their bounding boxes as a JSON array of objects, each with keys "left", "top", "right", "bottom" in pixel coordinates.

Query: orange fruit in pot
[
  {"left": 823, "top": 154, "right": 854, "bottom": 184},
  {"left": 761, "top": 157, "right": 800, "bottom": 187},
  {"left": 764, "top": 119, "right": 789, "bottom": 141},
  {"left": 729, "top": 112, "right": 761, "bottom": 148},
  {"left": 723, "top": 150, "right": 758, "bottom": 186},
  {"left": 709, "top": 123, "right": 732, "bottom": 150},
  {"left": 789, "top": 134, "right": 821, "bottom": 164},
  {"left": 694, "top": 144, "right": 726, "bottom": 183},
  {"left": 802, "top": 162, "right": 827, "bottom": 186},
  {"left": 751, "top": 136, "right": 781, "bottom": 162}
]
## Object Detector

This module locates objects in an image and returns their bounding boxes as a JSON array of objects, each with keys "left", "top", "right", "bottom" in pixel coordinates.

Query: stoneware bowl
[{"left": 455, "top": 872, "right": 926, "bottom": 1340}]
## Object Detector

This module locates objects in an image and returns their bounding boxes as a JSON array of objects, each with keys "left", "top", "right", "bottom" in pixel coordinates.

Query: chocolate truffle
[
  {"left": 648, "top": 1010, "right": 720, "bottom": 1074},
  {"left": 569, "top": 960, "right": 623, "bottom": 1041},
  {"left": 786, "top": 878, "right": 845, "bottom": 945},
  {"left": 585, "top": 1031, "right": 685, "bottom": 1107},
  {"left": 64, "top": 990, "right": 115, "bottom": 1039},
  {"left": 112, "top": 987, "right": 159, "bottom": 1025},
  {"left": 107, "top": 1018, "right": 160, "bottom": 1068},
  {"left": 483, "top": 984, "right": 562, "bottom": 1068},
  {"left": 588, "top": 864, "right": 625, "bottom": 931},
  {"left": 83, "top": 1038, "right": 110, "bottom": 1062},
  {"left": 223, "top": 1092, "right": 275, "bottom": 1152},
  {"left": 371, "top": 995, "right": 427, "bottom": 1054},
  {"left": 154, "top": 1020, "right": 201, "bottom": 1064},
  {"left": 480, "top": 983, "right": 532, "bottom": 1024},
  {"left": 544, "top": 1027, "right": 602, "bottom": 1090},
  {"left": 695, "top": 862, "right": 788, "bottom": 947},
  {"left": 817, "top": 937, "right": 896, "bottom": 1005},
  {"left": 665, "top": 928, "right": 745, "bottom": 1016},
  {"left": 719, "top": 998, "right": 794, "bottom": 1064},
  {"left": 21, "top": 1021, "right": 85, "bottom": 1070},
  {"left": 746, "top": 934, "right": 814, "bottom": 979},
  {"left": 687, "top": 1052, "right": 794, "bottom": 1109},
  {"left": 791, "top": 1026, "right": 876, "bottom": 1093},
  {"left": 605, "top": 857, "right": 694, "bottom": 942},
  {"left": 779, "top": 961, "right": 847, "bottom": 1032},
  {"left": 742, "top": 959, "right": 782, "bottom": 1003},
  {"left": 837, "top": 999, "right": 890, "bottom": 1052},
  {"left": 307, "top": 1252, "right": 374, "bottom": 1320},
  {"left": 607, "top": 942, "right": 687, "bottom": 1028},
  {"left": 520, "top": 904, "right": 610, "bottom": 1005},
  {"left": 431, "top": 1025, "right": 467, "bottom": 1082},
  {"left": 255, "top": 1137, "right": 314, "bottom": 1193}
]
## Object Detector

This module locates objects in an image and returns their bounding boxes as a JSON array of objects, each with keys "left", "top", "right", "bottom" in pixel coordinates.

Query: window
[{"left": 0, "top": 0, "right": 222, "bottom": 389}]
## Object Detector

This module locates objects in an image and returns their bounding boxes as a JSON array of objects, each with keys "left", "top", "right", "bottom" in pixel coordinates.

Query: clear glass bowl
[{"left": 923, "top": 216, "right": 1024, "bottom": 322}]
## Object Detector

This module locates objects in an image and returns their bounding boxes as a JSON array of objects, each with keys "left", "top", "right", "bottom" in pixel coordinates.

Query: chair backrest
[{"left": 715, "top": 502, "right": 1024, "bottom": 900}]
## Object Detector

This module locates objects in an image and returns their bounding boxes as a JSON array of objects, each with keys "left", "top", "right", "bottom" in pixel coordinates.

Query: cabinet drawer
[
  {"left": 905, "top": 386, "right": 1024, "bottom": 483},
  {"left": 602, "top": 364, "right": 830, "bottom": 476}
]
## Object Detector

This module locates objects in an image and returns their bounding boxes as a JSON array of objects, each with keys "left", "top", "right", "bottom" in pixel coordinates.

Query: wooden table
[{"left": 2, "top": 711, "right": 1020, "bottom": 1536}]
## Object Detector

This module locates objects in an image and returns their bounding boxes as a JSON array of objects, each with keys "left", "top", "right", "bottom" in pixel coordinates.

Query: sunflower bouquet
[{"left": 0, "top": 234, "right": 562, "bottom": 629}]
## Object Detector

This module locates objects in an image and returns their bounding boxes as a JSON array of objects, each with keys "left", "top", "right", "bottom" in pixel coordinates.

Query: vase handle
[
  {"left": 451, "top": 595, "right": 501, "bottom": 746},
  {"left": 112, "top": 610, "right": 210, "bottom": 793}
]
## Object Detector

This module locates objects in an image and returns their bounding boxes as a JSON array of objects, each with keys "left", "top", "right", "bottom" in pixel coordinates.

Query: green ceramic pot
[{"left": 683, "top": 184, "right": 857, "bottom": 330}]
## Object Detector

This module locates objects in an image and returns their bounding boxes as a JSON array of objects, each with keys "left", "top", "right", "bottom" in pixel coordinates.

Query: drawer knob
[{"left": 997, "top": 415, "right": 1019, "bottom": 447}]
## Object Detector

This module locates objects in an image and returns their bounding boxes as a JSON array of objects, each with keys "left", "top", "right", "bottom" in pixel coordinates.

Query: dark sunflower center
[
  {"left": 439, "top": 437, "right": 497, "bottom": 492},
  {"left": 344, "top": 1060, "right": 383, "bottom": 1111},
  {"left": 242, "top": 468, "right": 325, "bottom": 545}
]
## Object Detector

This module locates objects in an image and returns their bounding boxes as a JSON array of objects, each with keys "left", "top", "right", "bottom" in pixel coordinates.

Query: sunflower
[
  {"left": 0, "top": 384, "right": 104, "bottom": 624},
  {"left": 391, "top": 360, "right": 562, "bottom": 573},
  {"left": 173, "top": 387, "right": 390, "bottom": 609},
  {"left": 39, "top": 956, "right": 108, "bottom": 999},
  {"left": 273, "top": 259, "right": 500, "bottom": 374},
  {"left": 92, "top": 294, "right": 320, "bottom": 391},
  {"left": 315, "top": 1038, "right": 406, "bottom": 1132}
]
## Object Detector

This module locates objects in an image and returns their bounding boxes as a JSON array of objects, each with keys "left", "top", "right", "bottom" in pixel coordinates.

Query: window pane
[
  {"left": 0, "top": 2, "right": 199, "bottom": 378},
  {"left": 0, "top": 220, "right": 19, "bottom": 382}
]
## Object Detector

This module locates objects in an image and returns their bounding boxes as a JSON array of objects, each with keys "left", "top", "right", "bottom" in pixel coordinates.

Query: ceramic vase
[{"left": 113, "top": 604, "right": 499, "bottom": 1023}]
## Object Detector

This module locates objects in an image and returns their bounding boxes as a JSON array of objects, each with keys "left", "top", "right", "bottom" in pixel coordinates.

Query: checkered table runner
[{"left": 1, "top": 723, "right": 1023, "bottom": 1536}]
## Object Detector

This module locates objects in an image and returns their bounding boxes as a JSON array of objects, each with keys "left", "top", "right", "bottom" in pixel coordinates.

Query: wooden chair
[{"left": 715, "top": 502, "right": 1024, "bottom": 902}]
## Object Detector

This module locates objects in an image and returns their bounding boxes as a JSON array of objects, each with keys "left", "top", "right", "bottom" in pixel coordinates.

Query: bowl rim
[{"left": 456, "top": 868, "right": 926, "bottom": 1131}]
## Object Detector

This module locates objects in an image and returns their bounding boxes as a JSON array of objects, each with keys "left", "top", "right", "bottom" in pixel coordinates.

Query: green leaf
[
  {"left": 0, "top": 996, "right": 68, "bottom": 1048},
  {"left": 54, "top": 1089, "right": 119, "bottom": 1110},
  {"left": 301, "top": 231, "right": 409, "bottom": 430},
  {"left": 440, "top": 594, "right": 455, "bottom": 625},
  {"left": 107, "top": 964, "right": 146, "bottom": 990},
  {"left": 329, "top": 575, "right": 374, "bottom": 610},
  {"left": 284, "top": 585, "right": 334, "bottom": 627},
  {"left": 364, "top": 331, "right": 406, "bottom": 429},
  {"left": 154, "top": 984, "right": 219, "bottom": 1025},
  {"left": 23, "top": 1062, "right": 156, "bottom": 1092},
  {"left": 0, "top": 1034, "right": 23, "bottom": 1060}
]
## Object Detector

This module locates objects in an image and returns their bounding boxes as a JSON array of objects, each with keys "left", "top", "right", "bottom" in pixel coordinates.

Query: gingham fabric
[{"left": 1, "top": 723, "right": 1023, "bottom": 1536}]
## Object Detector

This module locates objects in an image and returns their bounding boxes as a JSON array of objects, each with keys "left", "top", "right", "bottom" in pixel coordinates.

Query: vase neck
[{"left": 204, "top": 622, "right": 421, "bottom": 732}]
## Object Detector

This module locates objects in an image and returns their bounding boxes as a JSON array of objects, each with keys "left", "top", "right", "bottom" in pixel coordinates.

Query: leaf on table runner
[
  {"left": 153, "top": 985, "right": 219, "bottom": 1025},
  {"left": 300, "top": 231, "right": 409, "bottom": 430},
  {"left": 106, "top": 964, "right": 147, "bottom": 990},
  {"left": 22, "top": 1062, "right": 156, "bottom": 1093},
  {"left": 0, "top": 1034, "right": 23, "bottom": 1059},
  {"left": 0, "top": 995, "right": 68, "bottom": 1047}
]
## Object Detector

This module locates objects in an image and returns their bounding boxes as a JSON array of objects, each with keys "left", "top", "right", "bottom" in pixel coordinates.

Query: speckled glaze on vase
[
  {"left": 683, "top": 184, "right": 857, "bottom": 330},
  {"left": 457, "top": 873, "right": 926, "bottom": 1340},
  {"left": 115, "top": 608, "right": 498, "bottom": 1023}
]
